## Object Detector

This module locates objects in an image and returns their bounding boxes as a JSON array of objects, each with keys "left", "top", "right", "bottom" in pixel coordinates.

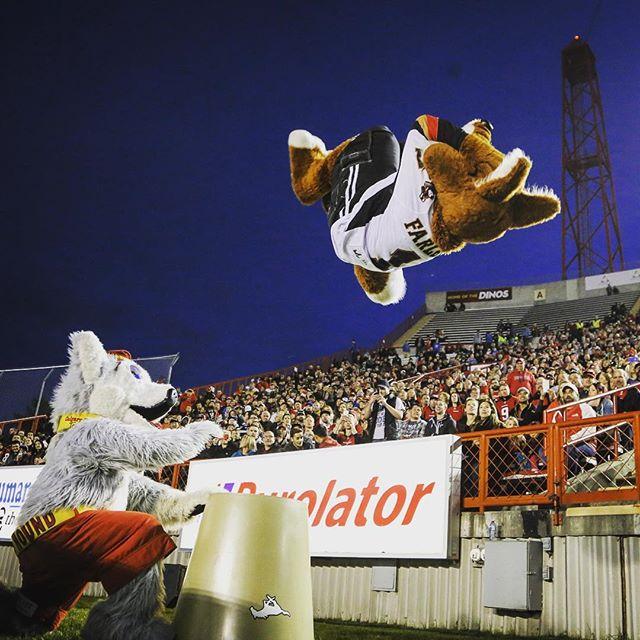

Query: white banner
[
  {"left": 585, "top": 268, "right": 640, "bottom": 290},
  {"left": 180, "top": 437, "right": 461, "bottom": 559},
  {"left": 0, "top": 466, "right": 43, "bottom": 542}
]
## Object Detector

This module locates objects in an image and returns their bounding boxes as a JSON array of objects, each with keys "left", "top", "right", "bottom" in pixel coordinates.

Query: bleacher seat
[{"left": 517, "top": 290, "right": 639, "bottom": 331}]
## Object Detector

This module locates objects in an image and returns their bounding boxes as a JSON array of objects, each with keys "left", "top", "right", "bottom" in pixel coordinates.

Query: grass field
[{"left": 0, "top": 598, "right": 568, "bottom": 640}]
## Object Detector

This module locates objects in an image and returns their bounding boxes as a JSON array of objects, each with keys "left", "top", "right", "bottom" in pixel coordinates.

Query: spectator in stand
[
  {"left": 474, "top": 399, "right": 504, "bottom": 431},
  {"left": 495, "top": 383, "right": 516, "bottom": 422},
  {"left": 231, "top": 434, "right": 258, "bottom": 457},
  {"left": 557, "top": 382, "right": 597, "bottom": 422},
  {"left": 513, "top": 387, "right": 542, "bottom": 426},
  {"left": 312, "top": 424, "right": 340, "bottom": 448},
  {"left": 559, "top": 383, "right": 598, "bottom": 474},
  {"left": 447, "top": 391, "right": 464, "bottom": 422},
  {"left": 333, "top": 413, "right": 359, "bottom": 445},
  {"left": 363, "top": 380, "right": 404, "bottom": 442},
  {"left": 424, "top": 399, "right": 456, "bottom": 436},
  {"left": 507, "top": 358, "right": 537, "bottom": 396},
  {"left": 457, "top": 398, "right": 479, "bottom": 433},
  {"left": 398, "top": 404, "right": 427, "bottom": 439},
  {"left": 283, "top": 427, "right": 306, "bottom": 452},
  {"left": 2, "top": 442, "right": 25, "bottom": 466},
  {"left": 258, "top": 430, "right": 280, "bottom": 454},
  {"left": 588, "top": 383, "right": 614, "bottom": 416},
  {"left": 611, "top": 368, "right": 640, "bottom": 413}
]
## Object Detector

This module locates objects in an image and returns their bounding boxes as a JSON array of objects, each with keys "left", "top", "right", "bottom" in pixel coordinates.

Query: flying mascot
[
  {"left": 0, "top": 331, "right": 222, "bottom": 640},
  {"left": 288, "top": 115, "right": 560, "bottom": 304}
]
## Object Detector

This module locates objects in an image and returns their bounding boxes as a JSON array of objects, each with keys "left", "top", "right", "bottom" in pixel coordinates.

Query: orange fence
[
  {"left": 458, "top": 411, "right": 640, "bottom": 519},
  {"left": 0, "top": 415, "right": 49, "bottom": 437},
  {"left": 160, "top": 412, "right": 640, "bottom": 522}
]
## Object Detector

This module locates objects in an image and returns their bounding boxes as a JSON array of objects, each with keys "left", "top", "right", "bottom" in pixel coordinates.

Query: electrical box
[
  {"left": 483, "top": 539, "right": 542, "bottom": 610},
  {"left": 371, "top": 560, "right": 397, "bottom": 592}
]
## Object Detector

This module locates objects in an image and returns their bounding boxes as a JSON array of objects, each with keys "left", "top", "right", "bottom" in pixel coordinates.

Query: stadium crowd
[
  {"left": 157, "top": 305, "right": 640, "bottom": 465},
  {"left": 1, "top": 305, "right": 638, "bottom": 475}
]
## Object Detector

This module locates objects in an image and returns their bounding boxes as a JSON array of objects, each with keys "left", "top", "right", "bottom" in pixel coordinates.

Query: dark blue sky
[{"left": 2, "top": 0, "right": 639, "bottom": 387}]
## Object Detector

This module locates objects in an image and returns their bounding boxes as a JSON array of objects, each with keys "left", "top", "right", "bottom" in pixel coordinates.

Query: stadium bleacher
[{"left": 408, "top": 290, "right": 639, "bottom": 344}]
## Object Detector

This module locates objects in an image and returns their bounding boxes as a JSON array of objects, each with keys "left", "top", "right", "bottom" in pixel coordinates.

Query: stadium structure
[{"left": 1, "top": 267, "right": 640, "bottom": 639}]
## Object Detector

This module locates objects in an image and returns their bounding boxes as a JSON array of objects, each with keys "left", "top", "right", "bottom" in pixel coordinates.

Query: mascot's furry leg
[{"left": 82, "top": 562, "right": 172, "bottom": 640}]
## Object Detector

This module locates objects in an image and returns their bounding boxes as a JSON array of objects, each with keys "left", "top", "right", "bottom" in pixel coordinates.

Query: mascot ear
[
  {"left": 69, "top": 331, "right": 108, "bottom": 385},
  {"left": 475, "top": 149, "right": 531, "bottom": 202},
  {"left": 507, "top": 186, "right": 561, "bottom": 228}
]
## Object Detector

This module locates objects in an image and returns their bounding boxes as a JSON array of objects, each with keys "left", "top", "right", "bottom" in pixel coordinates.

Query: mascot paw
[
  {"left": 288, "top": 129, "right": 330, "bottom": 205},
  {"left": 188, "top": 420, "right": 224, "bottom": 440},
  {"left": 189, "top": 503, "right": 206, "bottom": 517}
]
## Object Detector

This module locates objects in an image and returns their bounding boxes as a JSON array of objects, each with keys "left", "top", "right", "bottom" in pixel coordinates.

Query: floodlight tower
[{"left": 561, "top": 35, "right": 624, "bottom": 279}]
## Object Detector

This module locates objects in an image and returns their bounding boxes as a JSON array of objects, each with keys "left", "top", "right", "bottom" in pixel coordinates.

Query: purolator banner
[
  {"left": 0, "top": 465, "right": 43, "bottom": 542},
  {"left": 180, "top": 436, "right": 461, "bottom": 559}
]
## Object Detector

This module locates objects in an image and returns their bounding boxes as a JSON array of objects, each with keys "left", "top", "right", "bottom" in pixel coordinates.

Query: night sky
[{"left": 2, "top": 0, "right": 639, "bottom": 388}]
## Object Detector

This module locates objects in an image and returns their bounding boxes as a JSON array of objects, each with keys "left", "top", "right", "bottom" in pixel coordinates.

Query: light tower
[{"left": 561, "top": 36, "right": 624, "bottom": 279}]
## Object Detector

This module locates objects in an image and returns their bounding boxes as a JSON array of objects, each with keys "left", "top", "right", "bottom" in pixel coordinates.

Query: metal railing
[
  {"left": 0, "top": 415, "right": 49, "bottom": 438},
  {"left": 0, "top": 354, "right": 180, "bottom": 421},
  {"left": 543, "top": 381, "right": 640, "bottom": 422},
  {"left": 458, "top": 411, "right": 640, "bottom": 519}
]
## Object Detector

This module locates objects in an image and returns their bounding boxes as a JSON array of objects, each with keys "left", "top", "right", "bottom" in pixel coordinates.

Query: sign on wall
[
  {"left": 180, "top": 437, "right": 461, "bottom": 559},
  {"left": 534, "top": 288, "right": 546, "bottom": 301},
  {"left": 0, "top": 466, "right": 43, "bottom": 542},
  {"left": 446, "top": 287, "right": 512, "bottom": 303}
]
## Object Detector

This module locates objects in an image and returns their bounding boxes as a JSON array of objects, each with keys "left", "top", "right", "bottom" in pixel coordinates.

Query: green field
[{"left": 0, "top": 598, "right": 568, "bottom": 640}]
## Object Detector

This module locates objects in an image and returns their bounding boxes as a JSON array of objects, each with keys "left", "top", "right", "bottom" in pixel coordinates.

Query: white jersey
[{"left": 330, "top": 128, "right": 441, "bottom": 272}]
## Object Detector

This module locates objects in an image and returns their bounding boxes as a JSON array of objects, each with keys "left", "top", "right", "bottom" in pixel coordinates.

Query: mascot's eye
[{"left": 130, "top": 365, "right": 142, "bottom": 380}]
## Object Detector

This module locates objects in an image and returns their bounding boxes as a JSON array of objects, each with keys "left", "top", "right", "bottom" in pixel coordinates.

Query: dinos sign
[{"left": 446, "top": 287, "right": 512, "bottom": 303}]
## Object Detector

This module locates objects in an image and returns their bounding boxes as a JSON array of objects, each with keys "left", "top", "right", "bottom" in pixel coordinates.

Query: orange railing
[
  {"left": 458, "top": 411, "right": 640, "bottom": 518},
  {"left": 0, "top": 415, "right": 49, "bottom": 437}
]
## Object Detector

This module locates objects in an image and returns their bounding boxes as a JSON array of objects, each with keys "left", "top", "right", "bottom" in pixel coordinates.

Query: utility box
[{"left": 483, "top": 539, "right": 543, "bottom": 611}]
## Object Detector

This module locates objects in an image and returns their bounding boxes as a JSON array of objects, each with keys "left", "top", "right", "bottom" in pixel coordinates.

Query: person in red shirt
[
  {"left": 506, "top": 358, "right": 537, "bottom": 396},
  {"left": 447, "top": 391, "right": 465, "bottom": 422},
  {"left": 312, "top": 424, "right": 340, "bottom": 448},
  {"left": 495, "top": 383, "right": 516, "bottom": 422}
]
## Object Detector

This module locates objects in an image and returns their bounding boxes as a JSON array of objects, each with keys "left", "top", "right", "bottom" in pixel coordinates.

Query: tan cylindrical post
[{"left": 173, "top": 493, "right": 314, "bottom": 640}]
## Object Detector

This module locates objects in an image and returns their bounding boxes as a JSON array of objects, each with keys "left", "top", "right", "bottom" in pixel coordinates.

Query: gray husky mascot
[{"left": 0, "top": 331, "right": 221, "bottom": 640}]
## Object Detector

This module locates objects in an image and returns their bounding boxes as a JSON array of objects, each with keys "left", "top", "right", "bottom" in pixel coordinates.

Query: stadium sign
[
  {"left": 446, "top": 287, "right": 512, "bottom": 303},
  {"left": 181, "top": 436, "right": 461, "bottom": 559},
  {"left": 0, "top": 466, "right": 43, "bottom": 542}
]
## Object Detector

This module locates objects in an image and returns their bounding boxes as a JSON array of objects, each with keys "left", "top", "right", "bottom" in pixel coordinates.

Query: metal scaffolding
[{"left": 561, "top": 36, "right": 624, "bottom": 279}]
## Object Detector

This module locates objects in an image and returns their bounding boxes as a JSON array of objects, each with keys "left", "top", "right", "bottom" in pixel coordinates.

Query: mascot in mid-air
[
  {"left": 288, "top": 114, "right": 560, "bottom": 304},
  {"left": 0, "top": 331, "right": 221, "bottom": 640}
]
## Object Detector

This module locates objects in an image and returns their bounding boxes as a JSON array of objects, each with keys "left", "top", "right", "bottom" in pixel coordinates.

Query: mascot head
[{"left": 50, "top": 331, "right": 178, "bottom": 431}]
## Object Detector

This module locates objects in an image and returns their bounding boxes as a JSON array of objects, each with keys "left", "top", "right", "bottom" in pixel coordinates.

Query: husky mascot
[
  {"left": 0, "top": 331, "right": 221, "bottom": 640},
  {"left": 288, "top": 114, "right": 560, "bottom": 305}
]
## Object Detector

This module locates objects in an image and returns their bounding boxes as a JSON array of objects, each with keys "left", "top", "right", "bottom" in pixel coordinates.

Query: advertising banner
[
  {"left": 584, "top": 268, "right": 640, "bottom": 291},
  {"left": 180, "top": 436, "right": 461, "bottom": 559},
  {"left": 0, "top": 466, "right": 43, "bottom": 542},
  {"left": 446, "top": 287, "right": 512, "bottom": 303}
]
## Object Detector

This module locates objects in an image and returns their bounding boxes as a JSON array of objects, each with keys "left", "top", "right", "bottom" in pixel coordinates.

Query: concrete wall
[
  {"left": 425, "top": 273, "right": 639, "bottom": 312},
  {"left": 2, "top": 509, "right": 639, "bottom": 638}
]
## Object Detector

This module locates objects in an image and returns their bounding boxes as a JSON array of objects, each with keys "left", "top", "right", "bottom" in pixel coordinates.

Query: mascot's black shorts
[
  {"left": 323, "top": 126, "right": 400, "bottom": 229},
  {"left": 323, "top": 118, "right": 468, "bottom": 230}
]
